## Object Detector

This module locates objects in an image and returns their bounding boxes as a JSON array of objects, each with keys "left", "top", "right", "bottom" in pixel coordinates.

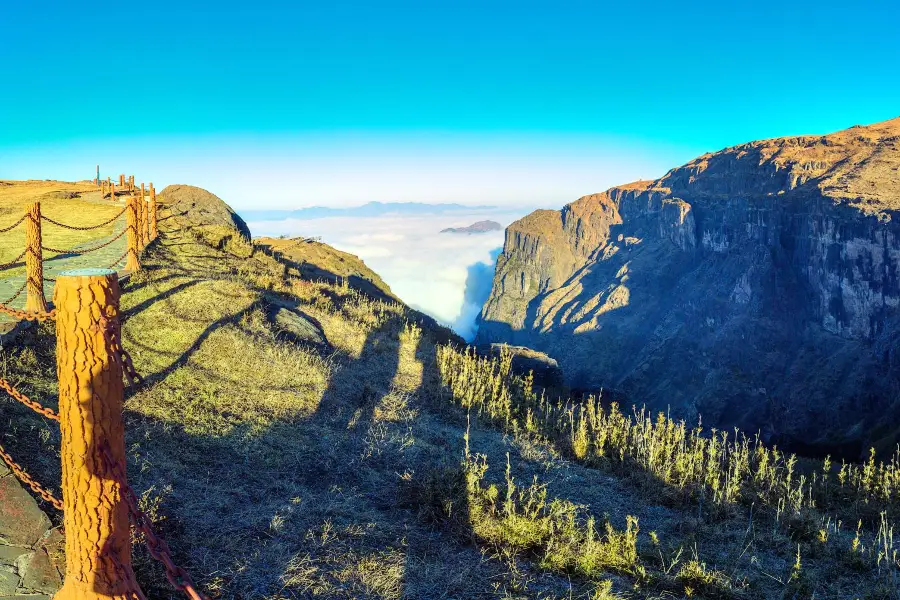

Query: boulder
[
  {"left": 263, "top": 296, "right": 329, "bottom": 348},
  {"left": 158, "top": 184, "right": 251, "bottom": 240}
]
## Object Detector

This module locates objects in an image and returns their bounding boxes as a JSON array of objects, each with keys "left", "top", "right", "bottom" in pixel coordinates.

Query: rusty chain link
[
  {"left": 100, "top": 445, "right": 207, "bottom": 600},
  {"left": 0, "top": 303, "right": 56, "bottom": 322},
  {"left": 106, "top": 249, "right": 130, "bottom": 269},
  {"left": 0, "top": 441, "right": 63, "bottom": 510},
  {"left": 99, "top": 316, "right": 144, "bottom": 386},
  {"left": 0, "top": 377, "right": 59, "bottom": 421},
  {"left": 0, "top": 214, "right": 28, "bottom": 234},
  {"left": 41, "top": 226, "right": 128, "bottom": 256},
  {"left": 2, "top": 281, "right": 27, "bottom": 305},
  {"left": 42, "top": 206, "right": 128, "bottom": 231},
  {"left": 0, "top": 249, "right": 27, "bottom": 271}
]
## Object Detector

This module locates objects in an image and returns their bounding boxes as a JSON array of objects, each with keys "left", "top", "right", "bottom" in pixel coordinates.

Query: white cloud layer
[{"left": 247, "top": 208, "right": 531, "bottom": 340}]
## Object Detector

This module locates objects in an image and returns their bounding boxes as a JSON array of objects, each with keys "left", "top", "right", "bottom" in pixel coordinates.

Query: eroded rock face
[{"left": 478, "top": 117, "right": 900, "bottom": 457}]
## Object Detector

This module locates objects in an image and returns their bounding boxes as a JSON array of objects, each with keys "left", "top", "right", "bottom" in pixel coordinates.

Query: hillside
[
  {"left": 479, "top": 116, "right": 900, "bottom": 458},
  {"left": 255, "top": 236, "right": 397, "bottom": 303},
  {"left": 2, "top": 182, "right": 898, "bottom": 599}
]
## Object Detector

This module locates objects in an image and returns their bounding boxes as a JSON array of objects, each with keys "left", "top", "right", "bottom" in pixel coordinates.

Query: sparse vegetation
[
  {"left": 1, "top": 181, "right": 899, "bottom": 598},
  {"left": 436, "top": 344, "right": 900, "bottom": 598}
]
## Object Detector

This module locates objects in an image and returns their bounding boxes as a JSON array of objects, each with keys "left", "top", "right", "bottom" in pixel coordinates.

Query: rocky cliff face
[{"left": 478, "top": 117, "right": 900, "bottom": 457}]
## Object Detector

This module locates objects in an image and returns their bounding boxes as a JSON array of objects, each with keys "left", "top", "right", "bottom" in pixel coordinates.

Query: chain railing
[
  {"left": 0, "top": 181, "right": 158, "bottom": 319},
  {"left": 0, "top": 181, "right": 205, "bottom": 600}
]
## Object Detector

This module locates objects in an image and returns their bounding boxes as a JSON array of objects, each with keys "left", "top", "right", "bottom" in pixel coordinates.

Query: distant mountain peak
[
  {"left": 441, "top": 220, "right": 503, "bottom": 234},
  {"left": 241, "top": 201, "right": 497, "bottom": 222}
]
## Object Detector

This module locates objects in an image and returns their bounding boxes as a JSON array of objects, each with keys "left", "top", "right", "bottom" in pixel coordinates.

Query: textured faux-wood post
[
  {"left": 52, "top": 269, "right": 145, "bottom": 600},
  {"left": 125, "top": 198, "right": 141, "bottom": 271},
  {"left": 24, "top": 202, "right": 48, "bottom": 312},
  {"left": 137, "top": 194, "right": 146, "bottom": 249},
  {"left": 141, "top": 196, "right": 150, "bottom": 248},
  {"left": 149, "top": 184, "right": 158, "bottom": 240}
]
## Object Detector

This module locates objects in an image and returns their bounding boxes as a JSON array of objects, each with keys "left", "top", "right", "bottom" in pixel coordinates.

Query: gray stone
[
  {"left": 19, "top": 548, "right": 61, "bottom": 594},
  {"left": 0, "top": 566, "right": 19, "bottom": 596},
  {"left": 0, "top": 546, "right": 28, "bottom": 567},
  {"left": 0, "top": 478, "right": 51, "bottom": 547}
]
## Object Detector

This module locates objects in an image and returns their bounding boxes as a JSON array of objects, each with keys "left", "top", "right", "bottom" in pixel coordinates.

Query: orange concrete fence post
[
  {"left": 24, "top": 202, "right": 48, "bottom": 312},
  {"left": 140, "top": 188, "right": 150, "bottom": 248},
  {"left": 135, "top": 194, "right": 144, "bottom": 250},
  {"left": 53, "top": 268, "right": 145, "bottom": 600},
  {"left": 149, "top": 184, "right": 158, "bottom": 240},
  {"left": 125, "top": 197, "right": 141, "bottom": 272},
  {"left": 119, "top": 174, "right": 125, "bottom": 187}
]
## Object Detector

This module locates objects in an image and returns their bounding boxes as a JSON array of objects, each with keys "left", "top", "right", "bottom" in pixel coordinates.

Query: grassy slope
[
  {"left": 1, "top": 195, "right": 898, "bottom": 599},
  {"left": 255, "top": 236, "right": 397, "bottom": 303}
]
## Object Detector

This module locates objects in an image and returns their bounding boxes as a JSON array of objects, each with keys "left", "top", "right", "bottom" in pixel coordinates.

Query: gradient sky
[{"left": 2, "top": 0, "right": 898, "bottom": 209}]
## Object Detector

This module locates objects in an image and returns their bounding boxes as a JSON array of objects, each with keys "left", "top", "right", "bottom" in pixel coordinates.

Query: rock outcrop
[
  {"left": 158, "top": 184, "right": 252, "bottom": 240},
  {"left": 478, "top": 117, "right": 900, "bottom": 457}
]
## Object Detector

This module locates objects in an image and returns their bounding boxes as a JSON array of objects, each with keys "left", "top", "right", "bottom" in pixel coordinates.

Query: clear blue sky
[{"left": 2, "top": 1, "right": 898, "bottom": 208}]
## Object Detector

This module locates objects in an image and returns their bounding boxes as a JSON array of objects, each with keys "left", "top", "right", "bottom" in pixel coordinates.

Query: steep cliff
[{"left": 478, "top": 117, "right": 900, "bottom": 457}]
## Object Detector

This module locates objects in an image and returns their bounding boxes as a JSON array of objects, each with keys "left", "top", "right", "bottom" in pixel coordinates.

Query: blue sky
[{"left": 2, "top": 1, "right": 898, "bottom": 209}]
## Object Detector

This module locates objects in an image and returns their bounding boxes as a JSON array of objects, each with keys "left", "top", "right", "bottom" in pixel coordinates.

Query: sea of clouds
[{"left": 245, "top": 208, "right": 532, "bottom": 340}]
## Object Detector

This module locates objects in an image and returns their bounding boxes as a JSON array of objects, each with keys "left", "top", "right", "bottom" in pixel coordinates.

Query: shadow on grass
[{"left": 105, "top": 228, "right": 507, "bottom": 598}]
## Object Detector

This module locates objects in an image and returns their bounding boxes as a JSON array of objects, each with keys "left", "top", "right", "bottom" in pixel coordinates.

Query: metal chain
[
  {"left": 109, "top": 552, "right": 149, "bottom": 600},
  {"left": 99, "top": 317, "right": 144, "bottom": 386},
  {"left": 0, "top": 249, "right": 27, "bottom": 271},
  {"left": 0, "top": 303, "right": 56, "bottom": 322},
  {"left": 106, "top": 249, "right": 130, "bottom": 269},
  {"left": 41, "top": 226, "right": 128, "bottom": 256},
  {"left": 100, "top": 445, "right": 207, "bottom": 600},
  {"left": 0, "top": 377, "right": 59, "bottom": 421},
  {"left": 41, "top": 206, "right": 127, "bottom": 231},
  {"left": 2, "top": 281, "right": 27, "bottom": 305},
  {"left": 0, "top": 441, "right": 63, "bottom": 510},
  {"left": 0, "top": 214, "right": 28, "bottom": 234}
]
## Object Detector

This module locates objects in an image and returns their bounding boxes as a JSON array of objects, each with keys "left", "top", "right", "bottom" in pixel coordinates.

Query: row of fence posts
[
  {"left": 1, "top": 181, "right": 206, "bottom": 598},
  {"left": 22, "top": 181, "right": 157, "bottom": 313},
  {"left": 46, "top": 182, "right": 191, "bottom": 598},
  {"left": 0, "top": 179, "right": 205, "bottom": 599}
]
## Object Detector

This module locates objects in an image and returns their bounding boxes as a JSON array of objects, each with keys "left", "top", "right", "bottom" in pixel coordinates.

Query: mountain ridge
[
  {"left": 242, "top": 201, "right": 497, "bottom": 222},
  {"left": 478, "top": 115, "right": 900, "bottom": 457}
]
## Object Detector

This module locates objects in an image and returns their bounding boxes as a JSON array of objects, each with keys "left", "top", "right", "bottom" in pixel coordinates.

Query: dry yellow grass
[{"left": 2, "top": 187, "right": 898, "bottom": 598}]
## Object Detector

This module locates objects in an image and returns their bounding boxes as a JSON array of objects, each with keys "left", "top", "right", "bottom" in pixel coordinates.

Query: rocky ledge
[{"left": 478, "top": 116, "right": 900, "bottom": 457}]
